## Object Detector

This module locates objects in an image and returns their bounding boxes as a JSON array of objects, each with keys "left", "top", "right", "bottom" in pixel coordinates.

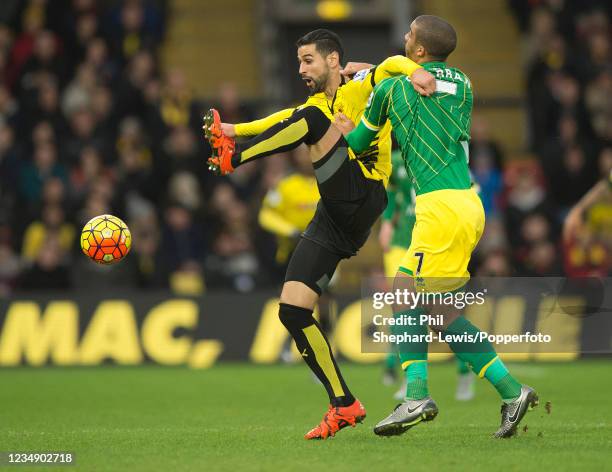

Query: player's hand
[
  {"left": 563, "top": 206, "right": 584, "bottom": 242},
  {"left": 333, "top": 112, "right": 355, "bottom": 136},
  {"left": 221, "top": 123, "right": 236, "bottom": 137},
  {"left": 379, "top": 220, "right": 393, "bottom": 253},
  {"left": 411, "top": 68, "right": 436, "bottom": 96},
  {"left": 340, "top": 62, "right": 374, "bottom": 78}
]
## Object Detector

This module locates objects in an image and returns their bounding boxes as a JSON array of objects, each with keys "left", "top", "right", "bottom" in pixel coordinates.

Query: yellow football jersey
[{"left": 235, "top": 56, "right": 422, "bottom": 187}]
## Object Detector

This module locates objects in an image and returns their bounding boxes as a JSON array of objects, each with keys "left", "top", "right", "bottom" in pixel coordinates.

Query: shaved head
[{"left": 413, "top": 15, "right": 457, "bottom": 61}]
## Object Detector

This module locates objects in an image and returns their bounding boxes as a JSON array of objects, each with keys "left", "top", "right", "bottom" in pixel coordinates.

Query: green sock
[
  {"left": 405, "top": 361, "right": 429, "bottom": 400},
  {"left": 385, "top": 352, "right": 398, "bottom": 370},
  {"left": 456, "top": 357, "right": 470, "bottom": 375},
  {"left": 483, "top": 357, "right": 522, "bottom": 402},
  {"left": 443, "top": 316, "right": 521, "bottom": 401},
  {"left": 392, "top": 308, "right": 429, "bottom": 400}
]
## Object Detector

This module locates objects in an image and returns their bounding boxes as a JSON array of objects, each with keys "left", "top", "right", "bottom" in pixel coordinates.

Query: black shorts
[{"left": 302, "top": 141, "right": 387, "bottom": 258}]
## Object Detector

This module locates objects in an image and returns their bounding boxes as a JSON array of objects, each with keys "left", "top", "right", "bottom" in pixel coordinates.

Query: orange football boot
[
  {"left": 203, "top": 108, "right": 236, "bottom": 175},
  {"left": 304, "top": 399, "right": 366, "bottom": 440}
]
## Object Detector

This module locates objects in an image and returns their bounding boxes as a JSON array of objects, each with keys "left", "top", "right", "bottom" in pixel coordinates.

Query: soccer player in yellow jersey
[
  {"left": 258, "top": 150, "right": 319, "bottom": 268},
  {"left": 203, "top": 29, "right": 435, "bottom": 440}
]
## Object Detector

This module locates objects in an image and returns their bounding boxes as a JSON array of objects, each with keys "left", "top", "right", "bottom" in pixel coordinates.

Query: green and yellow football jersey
[{"left": 352, "top": 61, "right": 473, "bottom": 195}]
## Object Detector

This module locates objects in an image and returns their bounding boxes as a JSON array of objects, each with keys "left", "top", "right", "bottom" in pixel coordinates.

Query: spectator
[
  {"left": 62, "top": 62, "right": 97, "bottom": 117},
  {"left": 107, "top": 0, "right": 162, "bottom": 64},
  {"left": 63, "top": 107, "right": 103, "bottom": 165},
  {"left": 7, "top": 3, "right": 45, "bottom": 88},
  {"left": 125, "top": 198, "right": 161, "bottom": 288},
  {"left": 214, "top": 82, "right": 255, "bottom": 126},
  {"left": 158, "top": 203, "right": 205, "bottom": 291},
  {"left": 17, "top": 30, "right": 64, "bottom": 103},
  {"left": 160, "top": 125, "right": 208, "bottom": 190},
  {"left": 114, "top": 50, "right": 155, "bottom": 120},
  {"left": 19, "top": 141, "right": 66, "bottom": 205},
  {"left": 158, "top": 68, "right": 195, "bottom": 130},
  {"left": 166, "top": 171, "right": 202, "bottom": 214},
  {"left": 65, "top": 12, "right": 99, "bottom": 72},
  {"left": 0, "top": 239, "right": 21, "bottom": 295},
  {"left": 20, "top": 233, "right": 71, "bottom": 289},
  {"left": 29, "top": 77, "right": 65, "bottom": 137},
  {"left": 69, "top": 146, "right": 109, "bottom": 201},
  {"left": 89, "top": 85, "right": 116, "bottom": 150},
  {"left": 21, "top": 203, "right": 75, "bottom": 264},
  {"left": 548, "top": 144, "right": 597, "bottom": 209},
  {"left": 503, "top": 162, "right": 557, "bottom": 250},
  {"left": 84, "top": 37, "right": 117, "bottom": 84},
  {"left": 584, "top": 70, "right": 612, "bottom": 142},
  {"left": 469, "top": 115, "right": 504, "bottom": 215},
  {"left": 0, "top": 84, "right": 19, "bottom": 126},
  {"left": 0, "top": 123, "right": 21, "bottom": 205},
  {"left": 476, "top": 250, "right": 513, "bottom": 277}
]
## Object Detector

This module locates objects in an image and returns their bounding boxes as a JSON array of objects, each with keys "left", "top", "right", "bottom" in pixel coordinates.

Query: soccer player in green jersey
[
  {"left": 338, "top": 15, "right": 538, "bottom": 438},
  {"left": 381, "top": 150, "right": 475, "bottom": 401}
]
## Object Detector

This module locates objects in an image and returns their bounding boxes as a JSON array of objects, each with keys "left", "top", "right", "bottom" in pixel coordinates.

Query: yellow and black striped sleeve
[{"left": 234, "top": 108, "right": 296, "bottom": 136}]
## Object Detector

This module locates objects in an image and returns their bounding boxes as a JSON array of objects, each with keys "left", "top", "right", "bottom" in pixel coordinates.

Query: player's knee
[
  {"left": 280, "top": 280, "right": 319, "bottom": 307},
  {"left": 296, "top": 106, "right": 330, "bottom": 144},
  {"left": 278, "top": 302, "right": 314, "bottom": 330}
]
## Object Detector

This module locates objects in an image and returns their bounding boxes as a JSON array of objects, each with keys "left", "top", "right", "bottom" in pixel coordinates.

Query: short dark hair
[
  {"left": 296, "top": 29, "right": 344, "bottom": 63},
  {"left": 413, "top": 15, "right": 457, "bottom": 61}
]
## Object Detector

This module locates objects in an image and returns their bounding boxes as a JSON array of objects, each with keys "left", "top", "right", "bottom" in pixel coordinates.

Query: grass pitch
[{"left": 2, "top": 361, "right": 611, "bottom": 471}]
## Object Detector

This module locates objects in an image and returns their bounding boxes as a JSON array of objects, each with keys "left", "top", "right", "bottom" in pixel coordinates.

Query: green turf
[{"left": 1, "top": 361, "right": 611, "bottom": 471}]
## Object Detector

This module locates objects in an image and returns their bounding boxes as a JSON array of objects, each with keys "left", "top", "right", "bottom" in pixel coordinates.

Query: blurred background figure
[{"left": 258, "top": 146, "right": 318, "bottom": 281}]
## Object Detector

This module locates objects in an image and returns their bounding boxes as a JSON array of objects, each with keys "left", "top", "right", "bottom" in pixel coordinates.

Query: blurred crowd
[
  {"left": 0, "top": 0, "right": 610, "bottom": 296},
  {"left": 471, "top": 0, "right": 611, "bottom": 278}
]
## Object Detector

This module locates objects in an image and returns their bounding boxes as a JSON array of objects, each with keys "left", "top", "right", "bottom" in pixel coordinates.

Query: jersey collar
[{"left": 422, "top": 61, "right": 447, "bottom": 67}]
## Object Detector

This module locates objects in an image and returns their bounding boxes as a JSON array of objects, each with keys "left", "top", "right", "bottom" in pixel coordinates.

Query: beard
[{"left": 303, "top": 69, "right": 329, "bottom": 94}]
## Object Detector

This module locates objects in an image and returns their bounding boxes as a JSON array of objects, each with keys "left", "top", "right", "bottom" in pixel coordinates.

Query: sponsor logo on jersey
[{"left": 353, "top": 69, "right": 369, "bottom": 82}]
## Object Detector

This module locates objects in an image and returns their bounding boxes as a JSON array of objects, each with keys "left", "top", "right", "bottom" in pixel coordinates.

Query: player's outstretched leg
[
  {"left": 203, "top": 106, "right": 332, "bottom": 175},
  {"left": 281, "top": 238, "right": 366, "bottom": 440}
]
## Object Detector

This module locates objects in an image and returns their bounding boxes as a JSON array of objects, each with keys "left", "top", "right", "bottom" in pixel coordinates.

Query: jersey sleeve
[
  {"left": 373, "top": 55, "right": 421, "bottom": 85},
  {"left": 362, "top": 78, "right": 394, "bottom": 131},
  {"left": 345, "top": 79, "right": 394, "bottom": 154},
  {"left": 343, "top": 56, "right": 421, "bottom": 107},
  {"left": 234, "top": 108, "right": 295, "bottom": 136}
]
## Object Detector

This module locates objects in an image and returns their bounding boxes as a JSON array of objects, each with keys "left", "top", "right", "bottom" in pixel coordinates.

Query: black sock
[{"left": 278, "top": 302, "right": 355, "bottom": 407}]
